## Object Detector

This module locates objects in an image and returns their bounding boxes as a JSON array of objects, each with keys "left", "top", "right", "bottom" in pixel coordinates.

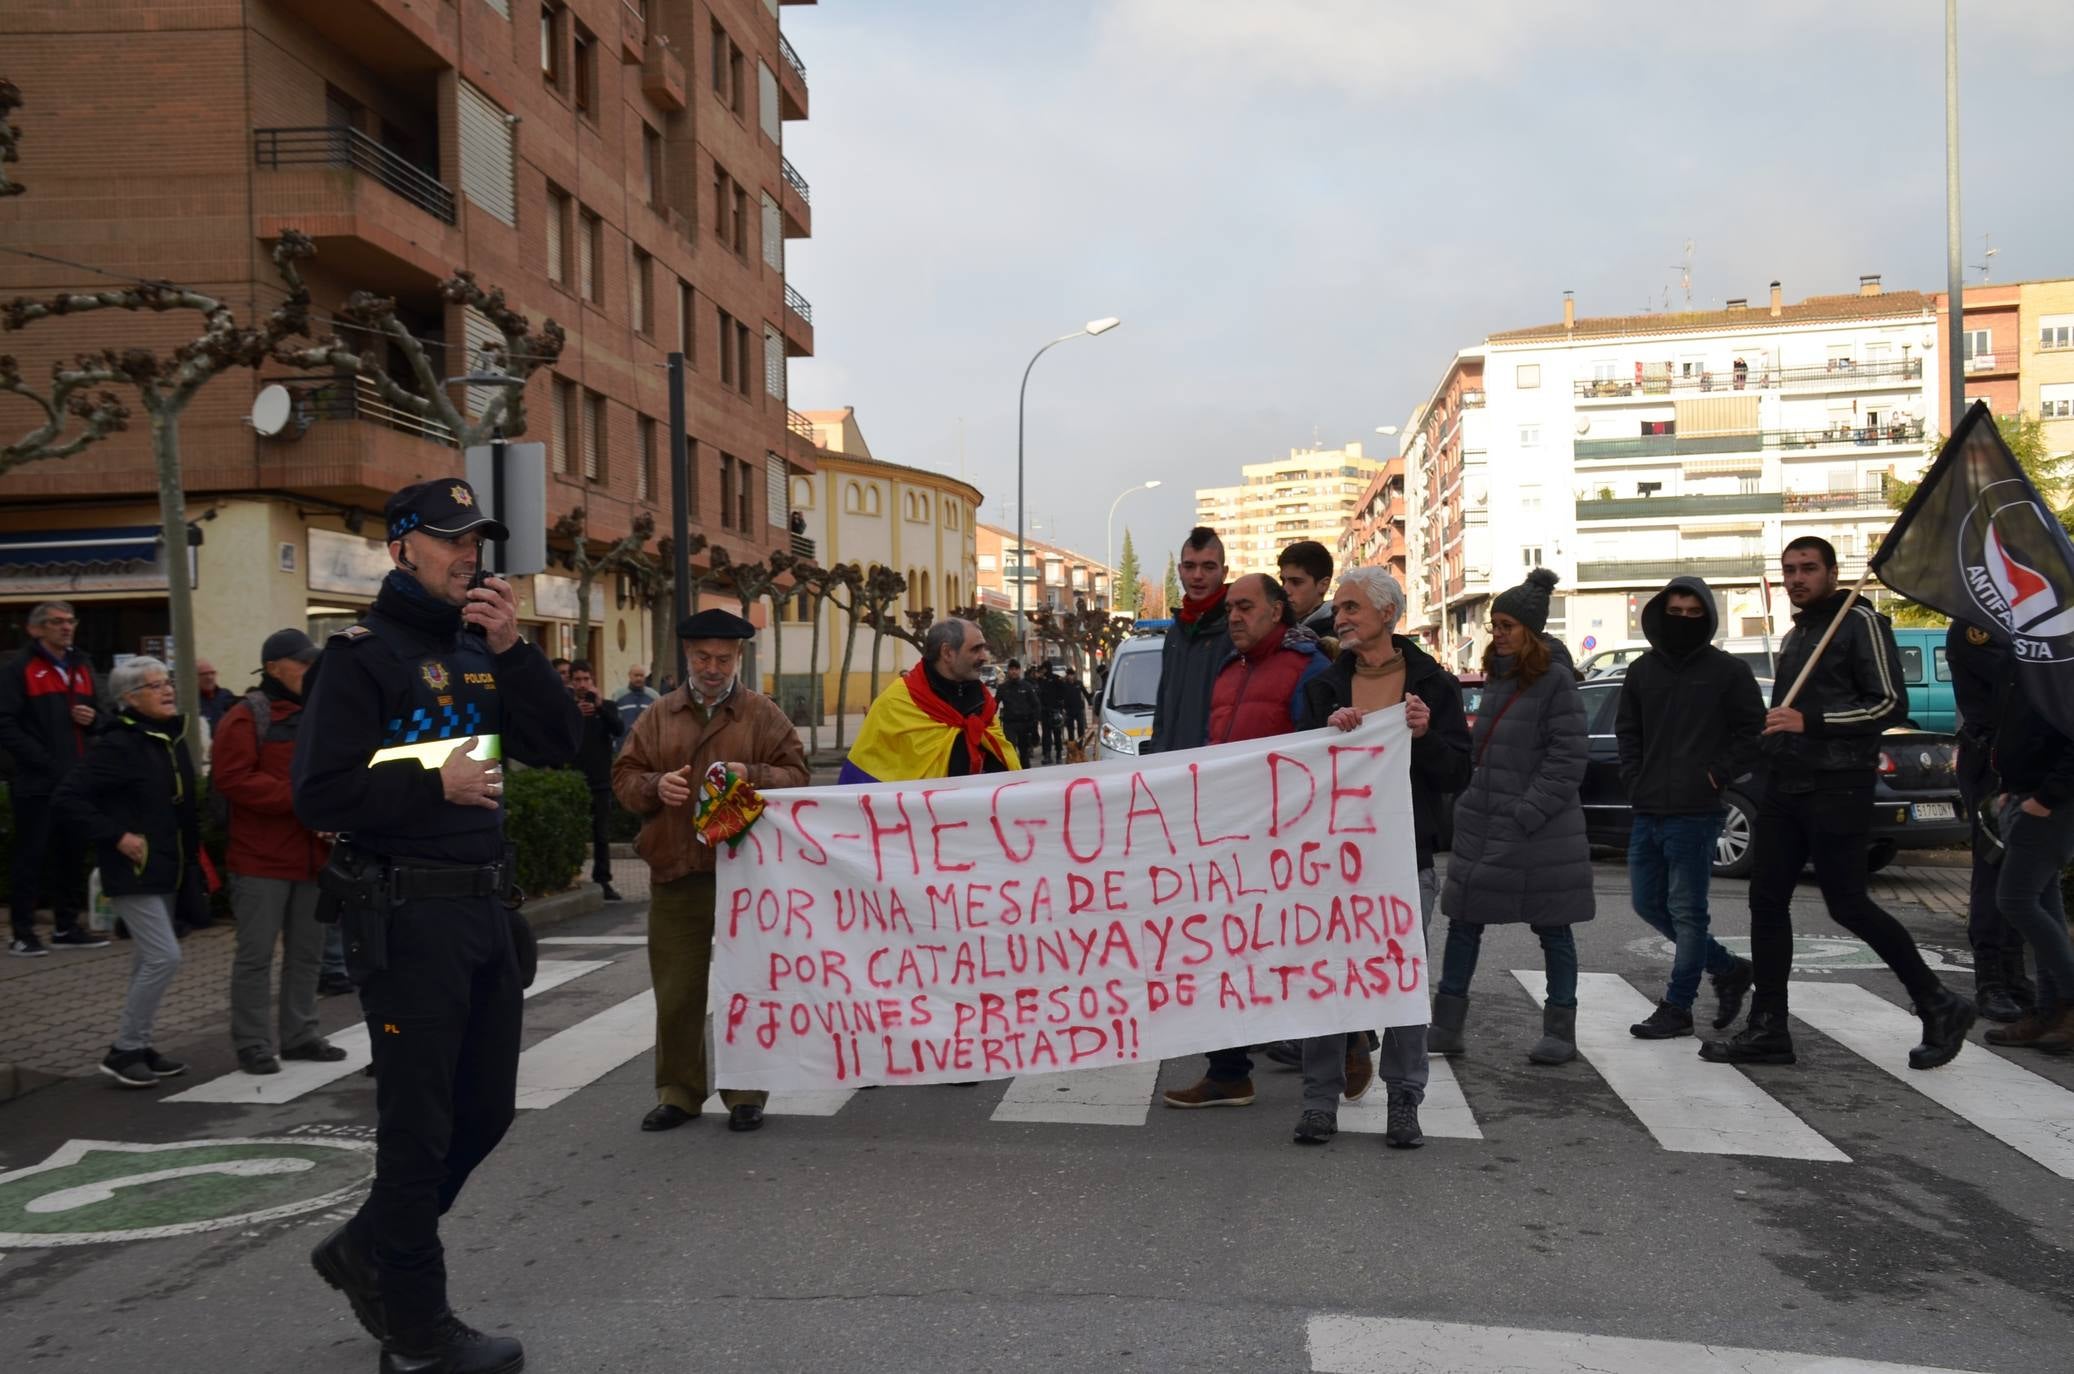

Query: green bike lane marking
[{"left": 0, "top": 1137, "right": 373, "bottom": 1246}]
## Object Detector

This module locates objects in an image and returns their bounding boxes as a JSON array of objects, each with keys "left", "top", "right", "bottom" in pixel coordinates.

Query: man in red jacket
[
  {"left": 1162, "top": 573, "right": 1327, "bottom": 1109},
  {"left": 214, "top": 629, "right": 345, "bottom": 1075}
]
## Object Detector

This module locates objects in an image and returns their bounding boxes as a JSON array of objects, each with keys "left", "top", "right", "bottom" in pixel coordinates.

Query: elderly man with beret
[{"left": 611, "top": 609, "right": 810, "bottom": 1134}]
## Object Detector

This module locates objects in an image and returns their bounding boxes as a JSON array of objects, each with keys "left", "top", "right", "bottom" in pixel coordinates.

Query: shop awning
[{"left": 0, "top": 527, "right": 162, "bottom": 572}]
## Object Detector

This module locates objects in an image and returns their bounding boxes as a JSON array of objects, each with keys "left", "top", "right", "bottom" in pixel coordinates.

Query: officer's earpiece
[{"left": 392, "top": 534, "right": 419, "bottom": 573}]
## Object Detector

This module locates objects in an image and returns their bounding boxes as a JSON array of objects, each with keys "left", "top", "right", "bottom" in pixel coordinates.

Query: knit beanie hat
[{"left": 1492, "top": 567, "right": 1559, "bottom": 635}]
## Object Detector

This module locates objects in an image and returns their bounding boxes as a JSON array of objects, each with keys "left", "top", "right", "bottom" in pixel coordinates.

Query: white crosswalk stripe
[
  {"left": 1786, "top": 980, "right": 2074, "bottom": 1180},
  {"left": 1515, "top": 970, "right": 1849, "bottom": 1162},
  {"left": 1338, "top": 1053, "right": 1482, "bottom": 1139},
  {"left": 514, "top": 989, "right": 656, "bottom": 1110},
  {"left": 1306, "top": 1314, "right": 1988, "bottom": 1373},
  {"left": 163, "top": 959, "right": 611, "bottom": 1106}
]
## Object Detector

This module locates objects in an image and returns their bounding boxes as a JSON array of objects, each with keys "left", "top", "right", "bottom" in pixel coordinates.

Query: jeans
[
  {"left": 1994, "top": 802, "right": 2074, "bottom": 1012},
  {"left": 1748, "top": 781, "right": 1941, "bottom": 1010},
  {"left": 322, "top": 922, "right": 349, "bottom": 980},
  {"left": 228, "top": 874, "right": 324, "bottom": 1054},
  {"left": 1437, "top": 919, "right": 1578, "bottom": 1007},
  {"left": 111, "top": 892, "right": 181, "bottom": 1051},
  {"left": 1628, "top": 813, "right": 1737, "bottom": 1009},
  {"left": 10, "top": 792, "right": 88, "bottom": 939},
  {"left": 1299, "top": 866, "right": 1439, "bottom": 1111}
]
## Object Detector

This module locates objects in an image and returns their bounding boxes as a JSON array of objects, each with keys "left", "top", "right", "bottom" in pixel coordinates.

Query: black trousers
[
  {"left": 349, "top": 892, "right": 523, "bottom": 1337},
  {"left": 1008, "top": 721, "right": 1040, "bottom": 767},
  {"left": 1748, "top": 781, "right": 1942, "bottom": 1010},
  {"left": 10, "top": 790, "right": 87, "bottom": 939},
  {"left": 1957, "top": 753, "right": 2036, "bottom": 1003},
  {"left": 1038, "top": 712, "right": 1061, "bottom": 762},
  {"left": 588, "top": 787, "right": 613, "bottom": 884}
]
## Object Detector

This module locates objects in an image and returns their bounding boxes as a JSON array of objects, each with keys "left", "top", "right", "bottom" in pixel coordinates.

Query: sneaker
[
  {"left": 1292, "top": 1108, "right": 1337, "bottom": 1145},
  {"left": 1698, "top": 1009, "right": 1795, "bottom": 1065},
  {"left": 1162, "top": 1077, "right": 1255, "bottom": 1109},
  {"left": 1629, "top": 1000, "right": 1695, "bottom": 1040},
  {"left": 239, "top": 1047, "right": 282, "bottom": 1075},
  {"left": 140, "top": 1048, "right": 187, "bottom": 1078},
  {"left": 1975, "top": 987, "right": 2025, "bottom": 1024},
  {"left": 317, "top": 973, "right": 357, "bottom": 997},
  {"left": 99, "top": 1047, "right": 159, "bottom": 1088},
  {"left": 9, "top": 935, "right": 49, "bottom": 958},
  {"left": 1384, "top": 1090, "right": 1425, "bottom": 1149},
  {"left": 380, "top": 1311, "right": 522, "bottom": 1374},
  {"left": 1710, "top": 957, "right": 1754, "bottom": 1030},
  {"left": 282, "top": 1038, "right": 348, "bottom": 1063},
  {"left": 1343, "top": 1045, "right": 1374, "bottom": 1103},
  {"left": 1908, "top": 987, "right": 1976, "bottom": 1071},
  {"left": 50, "top": 928, "right": 111, "bottom": 949}
]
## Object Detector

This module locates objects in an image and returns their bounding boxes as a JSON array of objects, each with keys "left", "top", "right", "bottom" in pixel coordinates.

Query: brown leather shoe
[
  {"left": 2038, "top": 1006, "right": 2074, "bottom": 1054},
  {"left": 1343, "top": 1046, "right": 1374, "bottom": 1103},
  {"left": 1985, "top": 1012, "right": 2052, "bottom": 1048},
  {"left": 1162, "top": 1077, "right": 1255, "bottom": 1108}
]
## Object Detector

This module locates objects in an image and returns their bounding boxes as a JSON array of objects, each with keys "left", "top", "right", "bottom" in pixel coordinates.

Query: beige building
[
  {"left": 972, "top": 524, "right": 1113, "bottom": 661},
  {"left": 1194, "top": 443, "right": 1385, "bottom": 578},
  {"left": 764, "top": 408, "right": 981, "bottom": 722}
]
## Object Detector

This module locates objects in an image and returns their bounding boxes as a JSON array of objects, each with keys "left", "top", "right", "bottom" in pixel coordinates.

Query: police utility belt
[{"left": 316, "top": 839, "right": 523, "bottom": 922}]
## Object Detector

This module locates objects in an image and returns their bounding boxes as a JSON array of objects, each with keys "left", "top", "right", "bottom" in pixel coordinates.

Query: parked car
[
  {"left": 1587, "top": 629, "right": 1955, "bottom": 733},
  {"left": 1580, "top": 637, "right": 1778, "bottom": 680},
  {"left": 1095, "top": 632, "right": 1165, "bottom": 760},
  {"left": 1573, "top": 676, "right": 1967, "bottom": 877}
]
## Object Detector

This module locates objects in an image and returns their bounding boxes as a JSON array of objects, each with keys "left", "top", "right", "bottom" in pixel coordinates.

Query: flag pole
[{"left": 1778, "top": 565, "right": 1878, "bottom": 710}]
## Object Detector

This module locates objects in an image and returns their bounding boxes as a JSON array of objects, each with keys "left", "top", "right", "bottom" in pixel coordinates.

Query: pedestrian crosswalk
[{"left": 158, "top": 957, "right": 2074, "bottom": 1180}]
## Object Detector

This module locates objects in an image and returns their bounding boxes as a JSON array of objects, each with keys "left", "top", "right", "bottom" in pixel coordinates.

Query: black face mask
[{"left": 1657, "top": 614, "right": 1711, "bottom": 655}]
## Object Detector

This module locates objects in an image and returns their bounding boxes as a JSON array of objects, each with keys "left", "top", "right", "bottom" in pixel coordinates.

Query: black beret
[
  {"left": 677, "top": 609, "right": 756, "bottom": 640},
  {"left": 385, "top": 477, "right": 510, "bottom": 543}
]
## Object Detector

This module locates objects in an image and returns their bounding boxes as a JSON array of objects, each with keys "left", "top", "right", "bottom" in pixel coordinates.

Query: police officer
[
  {"left": 295, "top": 477, "right": 580, "bottom": 1374},
  {"left": 1948, "top": 616, "right": 2036, "bottom": 1023}
]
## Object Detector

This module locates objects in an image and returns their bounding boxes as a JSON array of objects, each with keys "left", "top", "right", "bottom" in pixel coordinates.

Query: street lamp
[
  {"left": 1106, "top": 480, "right": 1160, "bottom": 614},
  {"left": 1017, "top": 316, "right": 1121, "bottom": 654}
]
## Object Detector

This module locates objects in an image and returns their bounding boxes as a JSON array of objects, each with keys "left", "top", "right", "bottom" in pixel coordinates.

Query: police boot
[
  {"left": 379, "top": 1312, "right": 523, "bottom": 1374},
  {"left": 311, "top": 1220, "right": 386, "bottom": 1341}
]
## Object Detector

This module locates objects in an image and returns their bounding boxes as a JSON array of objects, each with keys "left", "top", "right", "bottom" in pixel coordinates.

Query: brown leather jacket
[{"left": 610, "top": 682, "right": 809, "bottom": 882}]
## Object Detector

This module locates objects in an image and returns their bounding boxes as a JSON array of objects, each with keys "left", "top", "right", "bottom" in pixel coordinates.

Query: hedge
[{"left": 505, "top": 767, "right": 591, "bottom": 897}]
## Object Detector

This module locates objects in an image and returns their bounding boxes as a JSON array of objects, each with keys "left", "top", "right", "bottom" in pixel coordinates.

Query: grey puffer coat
[{"left": 1441, "top": 635, "right": 1594, "bottom": 926}]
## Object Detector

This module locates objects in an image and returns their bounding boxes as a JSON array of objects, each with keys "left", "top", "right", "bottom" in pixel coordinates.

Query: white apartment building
[
  {"left": 1410, "top": 279, "right": 1941, "bottom": 670},
  {"left": 1196, "top": 443, "right": 1385, "bottom": 578}
]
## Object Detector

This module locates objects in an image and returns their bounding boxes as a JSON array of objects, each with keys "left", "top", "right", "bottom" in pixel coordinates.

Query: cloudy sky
[{"left": 779, "top": 1, "right": 2073, "bottom": 565}]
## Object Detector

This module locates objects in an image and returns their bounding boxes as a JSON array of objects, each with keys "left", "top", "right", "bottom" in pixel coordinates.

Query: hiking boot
[
  {"left": 1343, "top": 1044, "right": 1374, "bottom": 1103},
  {"left": 1528, "top": 1005, "right": 1577, "bottom": 1065},
  {"left": 139, "top": 1048, "right": 186, "bottom": 1078},
  {"left": 1384, "top": 1090, "right": 1424, "bottom": 1149},
  {"left": 1162, "top": 1077, "right": 1255, "bottom": 1109},
  {"left": 1428, "top": 992, "right": 1468, "bottom": 1057},
  {"left": 50, "top": 927, "right": 111, "bottom": 949},
  {"left": 9, "top": 935, "right": 48, "bottom": 958},
  {"left": 1630, "top": 1000, "right": 1694, "bottom": 1040},
  {"left": 379, "top": 1311, "right": 522, "bottom": 1374},
  {"left": 1975, "top": 986, "right": 2025, "bottom": 1024},
  {"left": 1292, "top": 1108, "right": 1337, "bottom": 1145},
  {"left": 99, "top": 1047, "right": 158, "bottom": 1087},
  {"left": 1699, "top": 1008, "right": 1795, "bottom": 1065},
  {"left": 1908, "top": 986, "right": 1976, "bottom": 1070},
  {"left": 1710, "top": 957, "right": 1754, "bottom": 1030},
  {"left": 311, "top": 1219, "right": 387, "bottom": 1341}
]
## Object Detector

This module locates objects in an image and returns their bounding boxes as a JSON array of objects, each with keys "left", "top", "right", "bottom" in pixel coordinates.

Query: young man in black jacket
[
  {"left": 1616, "top": 577, "right": 1765, "bottom": 1039},
  {"left": 1702, "top": 537, "right": 1973, "bottom": 1070},
  {"left": 996, "top": 659, "right": 1042, "bottom": 765}
]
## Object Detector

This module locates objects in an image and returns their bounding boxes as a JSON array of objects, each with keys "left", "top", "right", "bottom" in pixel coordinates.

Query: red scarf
[
  {"left": 1176, "top": 582, "right": 1228, "bottom": 628},
  {"left": 903, "top": 661, "right": 1005, "bottom": 773}
]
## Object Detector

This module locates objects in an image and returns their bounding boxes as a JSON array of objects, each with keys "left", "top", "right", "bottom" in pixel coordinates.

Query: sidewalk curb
[{"left": 521, "top": 883, "right": 607, "bottom": 933}]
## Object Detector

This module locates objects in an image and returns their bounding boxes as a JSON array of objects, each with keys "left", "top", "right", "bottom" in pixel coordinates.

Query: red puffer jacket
[
  {"left": 211, "top": 690, "right": 331, "bottom": 880},
  {"left": 1208, "top": 632, "right": 1328, "bottom": 744}
]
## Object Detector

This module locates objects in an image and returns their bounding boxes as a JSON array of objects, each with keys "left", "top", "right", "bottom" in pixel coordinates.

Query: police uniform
[
  {"left": 1948, "top": 617, "right": 2036, "bottom": 1017},
  {"left": 295, "top": 478, "right": 580, "bottom": 1374}
]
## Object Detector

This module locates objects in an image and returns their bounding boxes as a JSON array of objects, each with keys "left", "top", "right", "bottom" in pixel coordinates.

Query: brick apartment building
[{"left": 1, "top": 0, "right": 818, "bottom": 682}]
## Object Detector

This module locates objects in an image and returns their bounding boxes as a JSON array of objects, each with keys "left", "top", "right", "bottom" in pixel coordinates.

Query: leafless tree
[
  {"left": 822, "top": 563, "right": 867, "bottom": 753},
  {"left": 858, "top": 563, "right": 908, "bottom": 704},
  {"left": 549, "top": 506, "right": 655, "bottom": 657}
]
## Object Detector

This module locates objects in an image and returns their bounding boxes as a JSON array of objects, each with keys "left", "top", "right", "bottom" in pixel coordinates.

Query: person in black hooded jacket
[
  {"left": 1981, "top": 652, "right": 2074, "bottom": 1053},
  {"left": 1614, "top": 575, "right": 1765, "bottom": 1040}
]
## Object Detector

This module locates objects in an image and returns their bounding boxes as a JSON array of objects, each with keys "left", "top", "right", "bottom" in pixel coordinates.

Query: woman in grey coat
[{"left": 1435, "top": 569, "right": 1594, "bottom": 1064}]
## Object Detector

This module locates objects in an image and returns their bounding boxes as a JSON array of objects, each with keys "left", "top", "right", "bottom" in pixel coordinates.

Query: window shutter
[
  {"left": 551, "top": 383, "right": 569, "bottom": 474},
  {"left": 638, "top": 417, "right": 655, "bottom": 502},
  {"left": 577, "top": 215, "right": 596, "bottom": 301},
  {"left": 766, "top": 452, "right": 786, "bottom": 526},
  {"left": 758, "top": 61, "right": 780, "bottom": 141},
  {"left": 761, "top": 193, "right": 783, "bottom": 271},
  {"left": 456, "top": 82, "right": 516, "bottom": 226},
  {"left": 462, "top": 308, "right": 504, "bottom": 418},
  {"left": 582, "top": 393, "right": 602, "bottom": 480},
  {"left": 764, "top": 325, "right": 785, "bottom": 399},
  {"left": 483, "top": 0, "right": 511, "bottom": 16},
  {"left": 545, "top": 195, "right": 564, "bottom": 284}
]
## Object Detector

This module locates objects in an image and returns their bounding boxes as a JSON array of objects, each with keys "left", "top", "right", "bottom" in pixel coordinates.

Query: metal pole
[
  {"left": 489, "top": 429, "right": 508, "bottom": 573},
  {"left": 1944, "top": 0, "right": 1965, "bottom": 428},
  {"left": 667, "top": 352, "right": 690, "bottom": 685}
]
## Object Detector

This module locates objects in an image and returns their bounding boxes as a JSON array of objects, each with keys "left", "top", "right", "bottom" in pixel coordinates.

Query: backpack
[{"left": 204, "top": 691, "right": 298, "bottom": 830}]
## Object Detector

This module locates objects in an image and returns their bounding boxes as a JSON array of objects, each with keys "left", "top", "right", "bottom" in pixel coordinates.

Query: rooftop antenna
[
  {"left": 1971, "top": 232, "right": 1998, "bottom": 281},
  {"left": 1667, "top": 239, "right": 1694, "bottom": 307}
]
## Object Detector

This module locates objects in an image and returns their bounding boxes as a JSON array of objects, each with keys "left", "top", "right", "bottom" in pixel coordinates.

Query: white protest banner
[{"left": 712, "top": 709, "right": 1424, "bottom": 1091}]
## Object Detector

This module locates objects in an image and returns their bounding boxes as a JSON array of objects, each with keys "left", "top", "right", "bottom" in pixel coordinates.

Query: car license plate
[{"left": 1912, "top": 802, "right": 1955, "bottom": 822}]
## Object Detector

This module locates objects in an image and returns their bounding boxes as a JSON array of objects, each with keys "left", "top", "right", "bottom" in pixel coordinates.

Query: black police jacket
[
  {"left": 292, "top": 572, "right": 582, "bottom": 865},
  {"left": 996, "top": 677, "right": 1042, "bottom": 725},
  {"left": 1760, "top": 590, "right": 1907, "bottom": 790}
]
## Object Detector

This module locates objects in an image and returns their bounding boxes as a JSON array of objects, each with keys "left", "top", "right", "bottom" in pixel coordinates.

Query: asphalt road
[{"left": 2, "top": 861, "right": 2069, "bottom": 1374}]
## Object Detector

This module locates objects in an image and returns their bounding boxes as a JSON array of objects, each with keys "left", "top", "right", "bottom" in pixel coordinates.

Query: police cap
[
  {"left": 385, "top": 477, "right": 510, "bottom": 544},
  {"left": 677, "top": 609, "right": 756, "bottom": 640}
]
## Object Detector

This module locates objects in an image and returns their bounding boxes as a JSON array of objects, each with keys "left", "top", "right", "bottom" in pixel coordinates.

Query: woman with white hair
[
  {"left": 1292, "top": 566, "right": 1473, "bottom": 1149},
  {"left": 53, "top": 656, "right": 201, "bottom": 1087}
]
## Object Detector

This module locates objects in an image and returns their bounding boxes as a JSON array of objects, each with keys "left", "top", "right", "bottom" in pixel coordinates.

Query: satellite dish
[
  {"left": 251, "top": 384, "right": 297, "bottom": 439},
  {"left": 1574, "top": 416, "right": 1591, "bottom": 435}
]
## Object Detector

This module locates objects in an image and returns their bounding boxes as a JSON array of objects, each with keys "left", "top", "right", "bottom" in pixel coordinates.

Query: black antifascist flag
[{"left": 1870, "top": 401, "right": 2074, "bottom": 738}]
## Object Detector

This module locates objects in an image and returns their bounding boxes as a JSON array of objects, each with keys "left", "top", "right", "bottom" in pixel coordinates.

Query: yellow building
[
  {"left": 764, "top": 408, "right": 981, "bottom": 723},
  {"left": 1193, "top": 443, "right": 1385, "bottom": 577},
  {"left": 2018, "top": 278, "right": 2074, "bottom": 457}
]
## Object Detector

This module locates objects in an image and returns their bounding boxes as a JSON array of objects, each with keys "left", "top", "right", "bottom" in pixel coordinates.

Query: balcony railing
[
  {"left": 253, "top": 126, "right": 456, "bottom": 225},
  {"left": 1575, "top": 491, "right": 1785, "bottom": 521},
  {"left": 272, "top": 375, "right": 458, "bottom": 447},
  {"left": 1575, "top": 422, "right": 1927, "bottom": 462},
  {"left": 1576, "top": 556, "right": 1766, "bottom": 583},
  {"left": 784, "top": 282, "right": 813, "bottom": 325},
  {"left": 1574, "top": 357, "right": 1923, "bottom": 399},
  {"left": 786, "top": 408, "right": 815, "bottom": 440},
  {"left": 779, "top": 31, "right": 807, "bottom": 82},
  {"left": 1781, "top": 490, "right": 1894, "bottom": 513},
  {"left": 781, "top": 156, "right": 810, "bottom": 204},
  {"left": 789, "top": 532, "right": 816, "bottom": 560}
]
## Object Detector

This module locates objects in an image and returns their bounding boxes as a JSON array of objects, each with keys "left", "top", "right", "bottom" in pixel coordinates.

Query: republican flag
[{"left": 1869, "top": 401, "right": 2074, "bottom": 738}]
